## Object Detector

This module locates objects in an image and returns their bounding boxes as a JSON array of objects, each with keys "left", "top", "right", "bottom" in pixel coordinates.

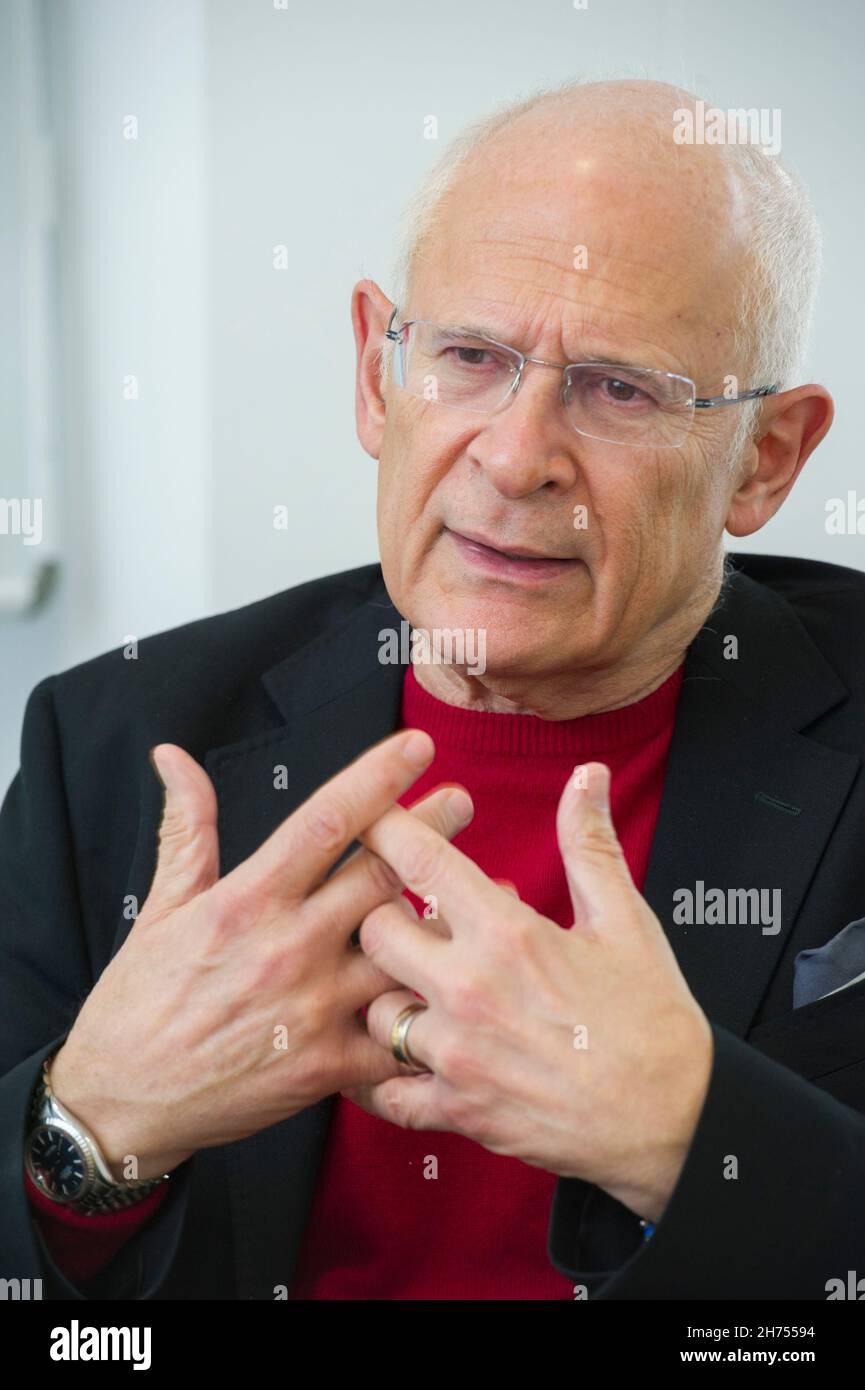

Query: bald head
[{"left": 391, "top": 78, "right": 820, "bottom": 400}]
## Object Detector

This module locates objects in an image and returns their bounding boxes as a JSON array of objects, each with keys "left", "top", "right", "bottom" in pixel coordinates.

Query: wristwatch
[{"left": 24, "top": 1051, "right": 170, "bottom": 1215}]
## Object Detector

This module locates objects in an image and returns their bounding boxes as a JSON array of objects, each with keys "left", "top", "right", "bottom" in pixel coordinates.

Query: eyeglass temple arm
[{"left": 694, "top": 385, "right": 779, "bottom": 409}]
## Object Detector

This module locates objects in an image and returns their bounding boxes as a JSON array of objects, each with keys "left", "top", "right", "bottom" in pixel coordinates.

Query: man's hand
[
  {"left": 48, "top": 731, "right": 474, "bottom": 1181},
  {"left": 345, "top": 762, "right": 713, "bottom": 1224}
]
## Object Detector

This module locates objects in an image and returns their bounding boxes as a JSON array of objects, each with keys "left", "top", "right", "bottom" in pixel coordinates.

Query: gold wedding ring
[{"left": 389, "top": 1001, "right": 430, "bottom": 1072}]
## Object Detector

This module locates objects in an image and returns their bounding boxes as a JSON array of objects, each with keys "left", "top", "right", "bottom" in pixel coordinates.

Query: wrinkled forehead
[{"left": 408, "top": 139, "right": 751, "bottom": 377}]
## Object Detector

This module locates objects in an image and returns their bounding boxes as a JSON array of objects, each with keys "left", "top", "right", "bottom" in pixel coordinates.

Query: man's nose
[{"left": 465, "top": 363, "right": 582, "bottom": 498}]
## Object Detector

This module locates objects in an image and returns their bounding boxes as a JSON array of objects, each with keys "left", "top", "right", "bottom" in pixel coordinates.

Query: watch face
[{"left": 29, "top": 1125, "right": 87, "bottom": 1201}]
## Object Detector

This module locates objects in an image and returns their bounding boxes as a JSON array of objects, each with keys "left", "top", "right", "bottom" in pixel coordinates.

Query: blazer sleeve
[
  {"left": 25, "top": 1166, "right": 170, "bottom": 1284},
  {"left": 0, "top": 676, "right": 192, "bottom": 1299},
  {"left": 547, "top": 1021, "right": 865, "bottom": 1299}
]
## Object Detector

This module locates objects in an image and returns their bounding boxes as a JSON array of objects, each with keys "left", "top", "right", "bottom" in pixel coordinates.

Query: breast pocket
[{"left": 748, "top": 978, "right": 865, "bottom": 1109}]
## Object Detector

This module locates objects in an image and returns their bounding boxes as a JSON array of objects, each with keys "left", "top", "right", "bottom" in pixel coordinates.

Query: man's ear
[
  {"left": 725, "top": 384, "right": 833, "bottom": 537},
  {"left": 351, "top": 279, "right": 394, "bottom": 461}
]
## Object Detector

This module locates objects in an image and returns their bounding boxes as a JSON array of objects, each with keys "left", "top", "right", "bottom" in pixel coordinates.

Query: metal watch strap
[{"left": 27, "top": 1052, "right": 170, "bottom": 1214}]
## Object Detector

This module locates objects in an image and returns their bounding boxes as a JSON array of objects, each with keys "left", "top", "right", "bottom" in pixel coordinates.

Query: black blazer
[{"left": 2, "top": 555, "right": 865, "bottom": 1300}]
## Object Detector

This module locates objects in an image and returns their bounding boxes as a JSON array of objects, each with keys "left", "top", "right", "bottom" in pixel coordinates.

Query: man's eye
[
  {"left": 601, "top": 376, "right": 643, "bottom": 403},
  {"left": 446, "top": 346, "right": 495, "bottom": 366}
]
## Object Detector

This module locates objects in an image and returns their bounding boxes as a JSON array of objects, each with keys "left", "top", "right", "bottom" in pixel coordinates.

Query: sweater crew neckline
[{"left": 400, "top": 660, "right": 685, "bottom": 757}]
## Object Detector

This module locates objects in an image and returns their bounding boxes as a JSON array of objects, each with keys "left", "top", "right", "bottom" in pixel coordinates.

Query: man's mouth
[{"left": 444, "top": 527, "right": 583, "bottom": 582}]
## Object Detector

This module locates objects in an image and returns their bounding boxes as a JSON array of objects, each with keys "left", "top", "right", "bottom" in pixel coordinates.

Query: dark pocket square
[{"left": 794, "top": 916, "right": 865, "bottom": 1008}]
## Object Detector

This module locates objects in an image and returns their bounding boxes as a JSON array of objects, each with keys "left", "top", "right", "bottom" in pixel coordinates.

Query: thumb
[
  {"left": 144, "top": 744, "right": 220, "bottom": 917},
  {"left": 557, "top": 762, "right": 636, "bottom": 930}
]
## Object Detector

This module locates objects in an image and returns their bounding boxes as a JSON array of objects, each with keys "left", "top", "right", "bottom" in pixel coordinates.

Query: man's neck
[{"left": 410, "top": 653, "right": 686, "bottom": 719}]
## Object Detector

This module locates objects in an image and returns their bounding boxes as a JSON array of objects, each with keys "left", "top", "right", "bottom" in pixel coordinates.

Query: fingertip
[
  {"left": 402, "top": 728, "right": 435, "bottom": 769},
  {"left": 408, "top": 781, "right": 473, "bottom": 829},
  {"left": 569, "top": 761, "right": 610, "bottom": 804},
  {"left": 446, "top": 787, "right": 474, "bottom": 826},
  {"left": 148, "top": 745, "right": 167, "bottom": 788},
  {"left": 586, "top": 762, "right": 612, "bottom": 808}
]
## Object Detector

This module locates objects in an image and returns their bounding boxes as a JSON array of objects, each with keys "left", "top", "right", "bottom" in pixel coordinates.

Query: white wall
[
  {"left": 2, "top": 0, "right": 210, "bottom": 793},
  {"left": 2, "top": 0, "right": 864, "bottom": 795}
]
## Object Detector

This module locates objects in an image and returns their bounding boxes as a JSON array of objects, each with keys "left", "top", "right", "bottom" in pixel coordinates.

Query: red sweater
[{"left": 25, "top": 660, "right": 684, "bottom": 1294}]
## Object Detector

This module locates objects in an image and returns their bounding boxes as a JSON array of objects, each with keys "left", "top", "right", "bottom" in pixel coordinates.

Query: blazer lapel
[
  {"left": 204, "top": 579, "right": 405, "bottom": 1299},
  {"left": 641, "top": 568, "right": 858, "bottom": 1035}
]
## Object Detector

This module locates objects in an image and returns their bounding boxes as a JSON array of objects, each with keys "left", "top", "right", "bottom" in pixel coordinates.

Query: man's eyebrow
[
  {"left": 433, "top": 322, "right": 674, "bottom": 372},
  {"left": 436, "top": 321, "right": 503, "bottom": 340}
]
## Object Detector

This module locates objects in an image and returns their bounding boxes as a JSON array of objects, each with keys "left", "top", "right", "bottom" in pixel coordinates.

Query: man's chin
[{"left": 405, "top": 613, "right": 594, "bottom": 683}]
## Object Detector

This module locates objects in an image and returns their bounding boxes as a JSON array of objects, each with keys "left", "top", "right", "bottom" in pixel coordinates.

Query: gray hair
[{"left": 382, "top": 78, "right": 823, "bottom": 466}]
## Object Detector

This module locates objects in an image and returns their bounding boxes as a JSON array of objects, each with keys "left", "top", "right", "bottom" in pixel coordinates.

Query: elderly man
[{"left": 3, "top": 79, "right": 864, "bottom": 1302}]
